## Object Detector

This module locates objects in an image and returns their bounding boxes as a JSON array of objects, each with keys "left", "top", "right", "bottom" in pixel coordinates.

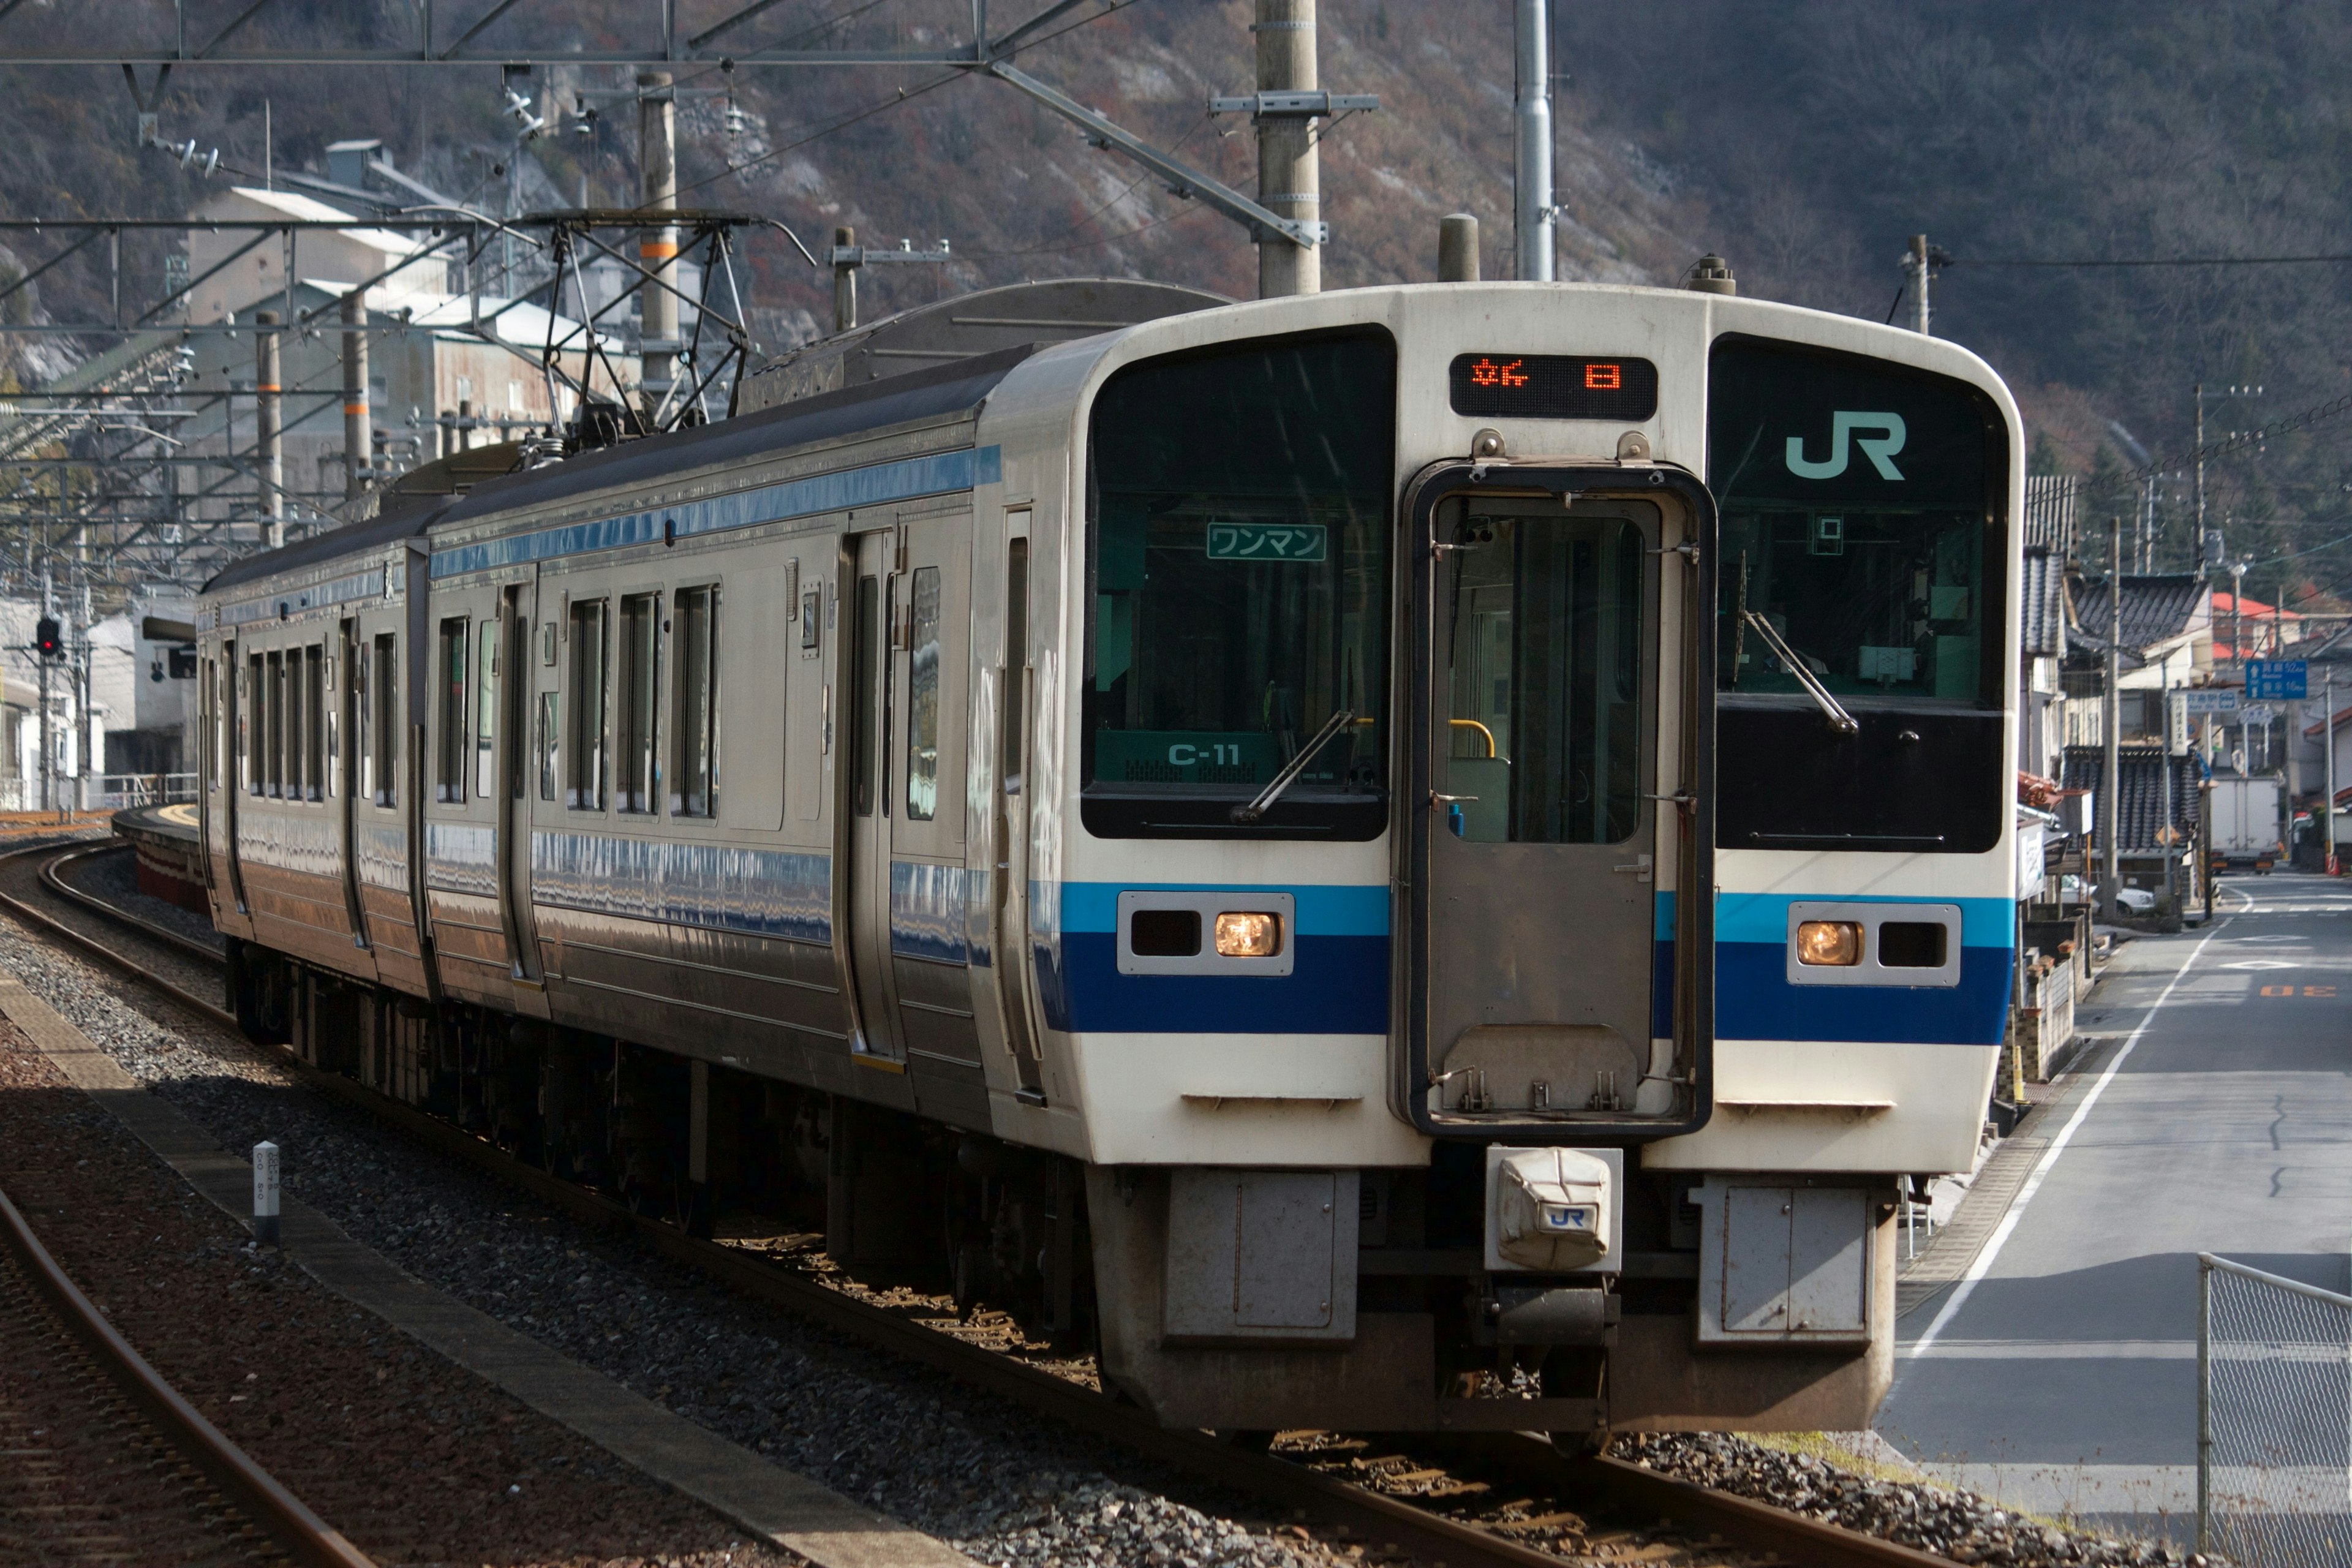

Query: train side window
[
  {"left": 904, "top": 567, "right": 940, "bottom": 821},
  {"left": 475, "top": 619, "right": 497, "bottom": 800},
  {"left": 244, "top": 654, "right": 261, "bottom": 796},
  {"left": 538, "top": 691, "right": 559, "bottom": 802},
  {"left": 372, "top": 633, "right": 398, "bottom": 807},
  {"left": 669, "top": 584, "right": 718, "bottom": 818},
  {"left": 266, "top": 650, "right": 285, "bottom": 799},
  {"left": 436, "top": 617, "right": 468, "bottom": 802},
  {"left": 567, "top": 598, "right": 609, "bottom": 811},
  {"left": 617, "top": 592, "right": 660, "bottom": 813},
  {"left": 850, "top": 575, "right": 879, "bottom": 816},
  {"left": 304, "top": 644, "right": 325, "bottom": 802}
]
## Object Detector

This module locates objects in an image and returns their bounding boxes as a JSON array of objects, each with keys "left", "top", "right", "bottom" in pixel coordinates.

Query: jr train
[{"left": 194, "top": 271, "right": 2021, "bottom": 1439}]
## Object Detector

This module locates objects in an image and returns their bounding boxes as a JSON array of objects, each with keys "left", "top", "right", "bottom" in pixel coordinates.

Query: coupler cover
[{"left": 1485, "top": 1147, "right": 1619, "bottom": 1272}]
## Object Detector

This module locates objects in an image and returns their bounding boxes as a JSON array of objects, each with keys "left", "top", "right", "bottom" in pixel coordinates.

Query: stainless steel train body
[{"left": 194, "top": 281, "right": 2022, "bottom": 1437}]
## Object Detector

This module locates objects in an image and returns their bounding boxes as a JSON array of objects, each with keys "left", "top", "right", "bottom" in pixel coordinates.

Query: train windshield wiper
[
  {"left": 1740, "top": 610, "right": 1858, "bottom": 736},
  {"left": 1230, "top": 708, "right": 1357, "bottom": 824}
]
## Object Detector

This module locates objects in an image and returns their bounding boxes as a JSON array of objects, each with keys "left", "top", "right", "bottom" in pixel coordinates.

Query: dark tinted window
[
  {"left": 1709, "top": 337, "right": 2005, "bottom": 707},
  {"left": 1084, "top": 329, "right": 1395, "bottom": 838}
]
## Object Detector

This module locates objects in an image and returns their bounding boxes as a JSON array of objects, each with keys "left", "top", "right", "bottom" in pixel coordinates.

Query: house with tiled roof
[{"left": 2060, "top": 573, "right": 2211, "bottom": 752}]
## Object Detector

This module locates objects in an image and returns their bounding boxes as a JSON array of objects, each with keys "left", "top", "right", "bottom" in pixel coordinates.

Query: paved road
[{"left": 1876, "top": 872, "right": 2352, "bottom": 1542}]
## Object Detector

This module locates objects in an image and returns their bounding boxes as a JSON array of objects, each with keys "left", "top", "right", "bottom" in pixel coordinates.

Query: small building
[{"left": 2061, "top": 744, "right": 2204, "bottom": 913}]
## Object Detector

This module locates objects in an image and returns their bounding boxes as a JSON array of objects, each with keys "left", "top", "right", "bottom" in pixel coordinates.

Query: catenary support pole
[
  {"left": 832, "top": 225, "right": 856, "bottom": 332},
  {"left": 2101, "top": 518, "right": 2122, "bottom": 919},
  {"left": 2194, "top": 382, "right": 2206, "bottom": 575},
  {"left": 1513, "top": 0, "right": 1552, "bottom": 282},
  {"left": 1255, "top": 0, "right": 1318, "bottom": 298},
  {"left": 341, "top": 290, "right": 368, "bottom": 502},
  {"left": 639, "top": 71, "right": 679, "bottom": 425},
  {"left": 2328, "top": 671, "right": 2339, "bottom": 875},
  {"left": 1911, "top": 235, "right": 1931, "bottom": 335},
  {"left": 255, "top": 311, "right": 282, "bottom": 550}
]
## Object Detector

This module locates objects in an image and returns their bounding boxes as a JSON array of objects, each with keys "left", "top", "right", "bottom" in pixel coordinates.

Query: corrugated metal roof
[
  {"left": 2022, "top": 548, "right": 2067, "bottom": 657},
  {"left": 2062, "top": 744, "right": 2201, "bottom": 853},
  {"left": 2069, "top": 574, "right": 2208, "bottom": 654},
  {"left": 2024, "top": 475, "right": 2077, "bottom": 554}
]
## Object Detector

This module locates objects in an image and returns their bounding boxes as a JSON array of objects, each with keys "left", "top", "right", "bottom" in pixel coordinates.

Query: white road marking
[{"left": 1904, "top": 918, "right": 2230, "bottom": 1359}]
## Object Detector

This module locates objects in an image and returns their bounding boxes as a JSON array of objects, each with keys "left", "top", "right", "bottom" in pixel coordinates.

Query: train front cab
[{"left": 1021, "top": 288, "right": 2018, "bottom": 1440}]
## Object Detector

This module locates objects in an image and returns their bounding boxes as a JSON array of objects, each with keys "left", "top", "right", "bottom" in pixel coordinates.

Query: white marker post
[{"left": 252, "top": 1140, "right": 280, "bottom": 1248}]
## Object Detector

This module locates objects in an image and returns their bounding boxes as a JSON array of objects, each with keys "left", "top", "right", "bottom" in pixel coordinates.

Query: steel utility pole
[
  {"left": 2102, "top": 517, "right": 2123, "bottom": 919},
  {"left": 639, "top": 71, "right": 679, "bottom": 424},
  {"left": 2328, "top": 672, "right": 2339, "bottom": 876},
  {"left": 341, "top": 290, "right": 369, "bottom": 502},
  {"left": 1255, "top": 0, "right": 1319, "bottom": 298},
  {"left": 1513, "top": 0, "right": 1553, "bottom": 282},
  {"left": 36, "top": 568, "right": 50, "bottom": 816},
  {"left": 255, "top": 311, "right": 283, "bottom": 550}
]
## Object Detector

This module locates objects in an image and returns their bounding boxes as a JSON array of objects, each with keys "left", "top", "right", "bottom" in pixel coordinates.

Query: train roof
[
  {"left": 435, "top": 343, "right": 1039, "bottom": 529},
  {"left": 200, "top": 342, "right": 1040, "bottom": 601}
]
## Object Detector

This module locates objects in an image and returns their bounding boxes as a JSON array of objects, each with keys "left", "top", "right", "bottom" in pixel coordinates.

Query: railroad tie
[{"left": 0, "top": 967, "right": 981, "bottom": 1568}]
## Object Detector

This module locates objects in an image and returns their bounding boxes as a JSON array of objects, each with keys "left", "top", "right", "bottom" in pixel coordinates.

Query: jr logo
[{"left": 1785, "top": 411, "right": 1907, "bottom": 481}]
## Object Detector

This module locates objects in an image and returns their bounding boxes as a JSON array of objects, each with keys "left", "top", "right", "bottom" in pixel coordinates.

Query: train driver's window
[
  {"left": 617, "top": 592, "right": 660, "bottom": 813},
  {"left": 371, "top": 633, "right": 398, "bottom": 807},
  {"left": 436, "top": 617, "right": 467, "bottom": 802},
  {"left": 905, "top": 567, "right": 940, "bottom": 820},
  {"left": 669, "top": 584, "right": 718, "bottom": 818},
  {"left": 567, "top": 598, "right": 609, "bottom": 811}
]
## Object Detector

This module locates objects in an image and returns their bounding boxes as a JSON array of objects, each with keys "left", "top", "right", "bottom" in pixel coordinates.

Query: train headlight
[
  {"left": 1214, "top": 911, "right": 1282, "bottom": 958},
  {"left": 1795, "top": 919, "right": 1862, "bottom": 966}
]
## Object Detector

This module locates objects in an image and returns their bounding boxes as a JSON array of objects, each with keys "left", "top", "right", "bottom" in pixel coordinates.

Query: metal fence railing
[
  {"left": 2200, "top": 1254, "right": 2352, "bottom": 1564},
  {"left": 99, "top": 772, "right": 197, "bottom": 807}
]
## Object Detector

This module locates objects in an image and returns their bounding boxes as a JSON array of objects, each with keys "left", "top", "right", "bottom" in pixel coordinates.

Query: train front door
[
  {"left": 1410, "top": 477, "right": 1702, "bottom": 1131},
  {"left": 839, "top": 529, "right": 905, "bottom": 1066}
]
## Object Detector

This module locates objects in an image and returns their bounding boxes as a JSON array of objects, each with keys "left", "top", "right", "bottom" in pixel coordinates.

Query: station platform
[{"left": 111, "top": 802, "right": 206, "bottom": 913}]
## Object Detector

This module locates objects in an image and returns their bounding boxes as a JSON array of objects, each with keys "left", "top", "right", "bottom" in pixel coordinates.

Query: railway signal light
[{"left": 35, "top": 616, "right": 60, "bottom": 660}]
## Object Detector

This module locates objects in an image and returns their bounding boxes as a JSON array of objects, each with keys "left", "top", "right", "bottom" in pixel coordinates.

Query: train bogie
[{"left": 198, "top": 276, "right": 2023, "bottom": 1439}]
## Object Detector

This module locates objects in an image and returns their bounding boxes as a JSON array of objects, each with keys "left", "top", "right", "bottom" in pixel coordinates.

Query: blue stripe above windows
[{"left": 431, "top": 446, "right": 1003, "bottom": 578}]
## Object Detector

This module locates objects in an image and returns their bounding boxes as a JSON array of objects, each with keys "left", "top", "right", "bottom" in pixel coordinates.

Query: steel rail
[
  {"left": 0, "top": 835, "right": 1953, "bottom": 1568},
  {"left": 0, "top": 1181, "right": 375, "bottom": 1568}
]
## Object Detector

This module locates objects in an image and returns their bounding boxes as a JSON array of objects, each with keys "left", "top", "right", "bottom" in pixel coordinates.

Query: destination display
[{"left": 1447, "top": 353, "right": 1659, "bottom": 420}]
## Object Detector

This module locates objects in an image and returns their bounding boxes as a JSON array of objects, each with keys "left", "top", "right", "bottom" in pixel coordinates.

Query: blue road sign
[{"left": 2246, "top": 660, "right": 2309, "bottom": 700}]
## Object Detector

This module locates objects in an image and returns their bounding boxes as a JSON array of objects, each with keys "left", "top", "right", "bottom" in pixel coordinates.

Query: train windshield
[
  {"left": 1708, "top": 336, "right": 2005, "bottom": 707},
  {"left": 1082, "top": 328, "right": 1395, "bottom": 837}
]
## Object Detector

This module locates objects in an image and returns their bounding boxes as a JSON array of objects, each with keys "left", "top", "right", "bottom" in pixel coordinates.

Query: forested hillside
[{"left": 4, "top": 0, "right": 2346, "bottom": 601}]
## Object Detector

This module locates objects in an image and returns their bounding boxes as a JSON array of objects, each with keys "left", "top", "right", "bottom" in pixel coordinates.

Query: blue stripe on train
[
  {"left": 1040, "top": 932, "right": 1390, "bottom": 1035},
  {"left": 1713, "top": 943, "right": 2014, "bottom": 1044}
]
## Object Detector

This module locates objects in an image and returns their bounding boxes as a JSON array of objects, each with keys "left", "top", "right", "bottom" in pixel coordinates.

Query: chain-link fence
[{"left": 2200, "top": 1254, "right": 2352, "bottom": 1564}]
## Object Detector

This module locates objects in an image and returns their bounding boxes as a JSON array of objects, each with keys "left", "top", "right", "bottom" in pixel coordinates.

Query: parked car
[{"left": 2057, "top": 875, "right": 2157, "bottom": 914}]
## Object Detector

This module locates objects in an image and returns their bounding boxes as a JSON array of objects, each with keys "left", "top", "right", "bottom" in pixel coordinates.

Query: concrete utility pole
[
  {"left": 2101, "top": 517, "right": 2123, "bottom": 919},
  {"left": 2193, "top": 383, "right": 2206, "bottom": 574},
  {"left": 1911, "top": 235, "right": 1932, "bottom": 336},
  {"left": 1254, "top": 0, "right": 1319, "bottom": 298},
  {"left": 639, "top": 70, "right": 679, "bottom": 424},
  {"left": 255, "top": 311, "right": 283, "bottom": 550},
  {"left": 341, "top": 290, "right": 369, "bottom": 502},
  {"left": 36, "top": 568, "right": 50, "bottom": 815},
  {"left": 1513, "top": 0, "right": 1553, "bottom": 282}
]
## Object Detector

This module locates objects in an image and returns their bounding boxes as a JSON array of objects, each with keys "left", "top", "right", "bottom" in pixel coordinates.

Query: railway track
[
  {"left": 0, "top": 1172, "right": 372, "bottom": 1567},
  {"left": 2, "top": 833, "right": 1955, "bottom": 1568}
]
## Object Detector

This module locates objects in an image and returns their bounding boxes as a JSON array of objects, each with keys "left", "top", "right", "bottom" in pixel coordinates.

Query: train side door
[
  {"left": 336, "top": 618, "right": 369, "bottom": 946},
  {"left": 1412, "top": 482, "right": 1689, "bottom": 1128},
  {"left": 497, "top": 577, "right": 544, "bottom": 984},
  {"left": 216, "top": 639, "right": 249, "bottom": 916},
  {"left": 993, "top": 521, "right": 1045, "bottom": 1099},
  {"left": 839, "top": 528, "right": 905, "bottom": 1065}
]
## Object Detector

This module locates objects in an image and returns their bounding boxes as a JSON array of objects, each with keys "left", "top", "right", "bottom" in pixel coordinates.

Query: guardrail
[
  {"left": 2198, "top": 1253, "right": 2352, "bottom": 1564},
  {"left": 99, "top": 772, "right": 198, "bottom": 807}
]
